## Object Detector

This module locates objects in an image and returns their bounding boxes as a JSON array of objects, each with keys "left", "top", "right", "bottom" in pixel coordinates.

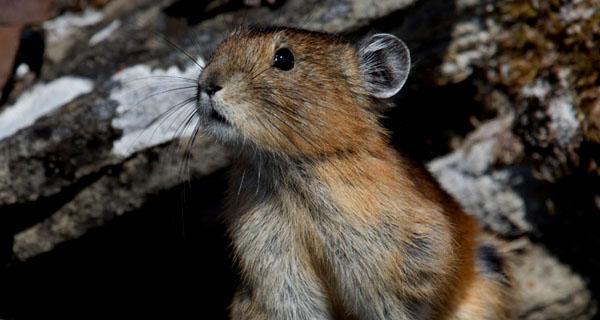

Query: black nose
[{"left": 204, "top": 83, "right": 222, "bottom": 96}]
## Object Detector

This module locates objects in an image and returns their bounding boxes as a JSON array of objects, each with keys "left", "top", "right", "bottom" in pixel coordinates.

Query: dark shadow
[
  {"left": 163, "top": 0, "right": 284, "bottom": 26},
  {"left": 0, "top": 165, "right": 112, "bottom": 267},
  {"left": 348, "top": 0, "right": 483, "bottom": 162},
  {"left": 525, "top": 166, "right": 600, "bottom": 317},
  {"left": 0, "top": 168, "right": 237, "bottom": 320},
  {"left": 0, "top": 27, "right": 45, "bottom": 106},
  {"left": 0, "top": 167, "right": 109, "bottom": 238},
  {"left": 163, "top": 0, "right": 243, "bottom": 26},
  {"left": 386, "top": 79, "right": 484, "bottom": 161}
]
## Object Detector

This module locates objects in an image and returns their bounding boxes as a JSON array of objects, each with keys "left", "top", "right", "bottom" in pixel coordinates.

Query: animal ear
[{"left": 358, "top": 33, "right": 410, "bottom": 99}]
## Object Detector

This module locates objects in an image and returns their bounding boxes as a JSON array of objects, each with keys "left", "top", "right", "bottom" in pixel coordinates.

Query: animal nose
[{"left": 204, "top": 83, "right": 222, "bottom": 96}]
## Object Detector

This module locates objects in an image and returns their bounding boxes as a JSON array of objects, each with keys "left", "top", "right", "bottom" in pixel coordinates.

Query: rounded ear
[{"left": 358, "top": 33, "right": 411, "bottom": 99}]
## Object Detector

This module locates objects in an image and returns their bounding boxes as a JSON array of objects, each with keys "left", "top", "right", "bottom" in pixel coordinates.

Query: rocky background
[{"left": 0, "top": 0, "right": 598, "bottom": 319}]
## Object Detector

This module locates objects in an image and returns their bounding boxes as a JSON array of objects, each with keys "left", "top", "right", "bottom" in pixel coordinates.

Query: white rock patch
[
  {"left": 89, "top": 20, "right": 121, "bottom": 46},
  {"left": 440, "top": 19, "right": 496, "bottom": 82},
  {"left": 0, "top": 77, "right": 94, "bottom": 141},
  {"left": 110, "top": 61, "right": 204, "bottom": 158},
  {"left": 15, "top": 63, "right": 30, "bottom": 79},
  {"left": 548, "top": 95, "right": 579, "bottom": 147},
  {"left": 44, "top": 9, "right": 104, "bottom": 45},
  {"left": 522, "top": 80, "right": 551, "bottom": 100},
  {"left": 428, "top": 118, "right": 532, "bottom": 235}
]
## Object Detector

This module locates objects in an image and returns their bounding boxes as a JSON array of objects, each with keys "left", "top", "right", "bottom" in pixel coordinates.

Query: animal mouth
[
  {"left": 209, "top": 108, "right": 229, "bottom": 125},
  {"left": 203, "top": 98, "right": 229, "bottom": 126}
]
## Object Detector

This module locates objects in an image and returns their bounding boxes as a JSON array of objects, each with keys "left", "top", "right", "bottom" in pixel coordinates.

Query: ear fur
[{"left": 358, "top": 33, "right": 410, "bottom": 99}]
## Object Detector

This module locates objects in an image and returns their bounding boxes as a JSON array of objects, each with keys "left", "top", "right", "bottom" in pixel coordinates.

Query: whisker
[
  {"left": 261, "top": 87, "right": 355, "bottom": 120},
  {"left": 176, "top": 117, "right": 202, "bottom": 240},
  {"left": 175, "top": 109, "right": 200, "bottom": 143},
  {"left": 150, "top": 30, "right": 205, "bottom": 70},
  {"left": 260, "top": 107, "right": 322, "bottom": 153},
  {"left": 159, "top": 107, "right": 198, "bottom": 176},
  {"left": 133, "top": 85, "right": 198, "bottom": 105},
  {"left": 250, "top": 66, "right": 272, "bottom": 80},
  {"left": 188, "top": 28, "right": 209, "bottom": 62},
  {"left": 140, "top": 98, "right": 197, "bottom": 152},
  {"left": 180, "top": 118, "right": 202, "bottom": 183},
  {"left": 154, "top": 105, "right": 196, "bottom": 178},
  {"left": 255, "top": 112, "right": 296, "bottom": 154},
  {"left": 146, "top": 97, "right": 197, "bottom": 132},
  {"left": 256, "top": 152, "right": 262, "bottom": 195},
  {"left": 236, "top": 169, "right": 246, "bottom": 201},
  {"left": 124, "top": 75, "right": 197, "bottom": 84},
  {"left": 175, "top": 115, "right": 199, "bottom": 183},
  {"left": 117, "top": 96, "right": 195, "bottom": 159}
]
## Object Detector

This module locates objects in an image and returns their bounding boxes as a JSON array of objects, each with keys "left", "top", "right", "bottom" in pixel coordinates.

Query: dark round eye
[{"left": 273, "top": 48, "right": 294, "bottom": 71}]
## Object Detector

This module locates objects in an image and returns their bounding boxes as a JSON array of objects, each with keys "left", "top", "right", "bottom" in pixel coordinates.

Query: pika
[{"left": 195, "top": 27, "right": 513, "bottom": 319}]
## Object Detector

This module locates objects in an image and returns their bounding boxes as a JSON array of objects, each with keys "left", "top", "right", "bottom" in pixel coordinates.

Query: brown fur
[{"left": 196, "top": 27, "right": 514, "bottom": 319}]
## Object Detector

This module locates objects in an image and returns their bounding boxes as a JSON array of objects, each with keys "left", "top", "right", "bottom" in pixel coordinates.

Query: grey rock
[
  {"left": 3, "top": 0, "right": 417, "bottom": 260},
  {"left": 0, "top": 0, "right": 596, "bottom": 319},
  {"left": 13, "top": 137, "right": 228, "bottom": 260},
  {"left": 507, "top": 239, "right": 597, "bottom": 320},
  {"left": 429, "top": 118, "right": 596, "bottom": 319},
  {"left": 429, "top": 117, "right": 538, "bottom": 237}
]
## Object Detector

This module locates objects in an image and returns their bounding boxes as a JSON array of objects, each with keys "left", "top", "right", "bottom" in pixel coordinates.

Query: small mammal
[{"left": 196, "top": 26, "right": 513, "bottom": 319}]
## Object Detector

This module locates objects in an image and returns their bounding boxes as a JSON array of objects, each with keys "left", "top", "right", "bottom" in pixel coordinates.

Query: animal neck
[{"left": 231, "top": 133, "right": 403, "bottom": 201}]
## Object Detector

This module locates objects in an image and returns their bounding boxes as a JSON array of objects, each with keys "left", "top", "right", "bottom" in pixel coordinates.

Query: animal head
[{"left": 196, "top": 27, "right": 410, "bottom": 158}]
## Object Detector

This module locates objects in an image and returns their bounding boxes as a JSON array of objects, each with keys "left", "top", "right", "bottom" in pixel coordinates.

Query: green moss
[
  {"left": 487, "top": 0, "right": 600, "bottom": 178},
  {"left": 493, "top": 0, "right": 599, "bottom": 112}
]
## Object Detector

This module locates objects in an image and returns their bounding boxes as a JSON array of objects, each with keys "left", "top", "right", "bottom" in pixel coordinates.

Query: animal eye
[{"left": 273, "top": 48, "right": 294, "bottom": 71}]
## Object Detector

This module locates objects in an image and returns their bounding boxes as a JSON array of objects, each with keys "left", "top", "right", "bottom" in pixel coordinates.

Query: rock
[
  {"left": 508, "top": 239, "right": 597, "bottom": 320},
  {"left": 466, "top": 0, "right": 597, "bottom": 182},
  {"left": 429, "top": 119, "right": 597, "bottom": 319},
  {"left": 2, "top": 0, "right": 418, "bottom": 260},
  {"left": 13, "top": 138, "right": 228, "bottom": 260},
  {"left": 429, "top": 116, "right": 537, "bottom": 237},
  {"left": 0, "top": 0, "right": 597, "bottom": 319}
]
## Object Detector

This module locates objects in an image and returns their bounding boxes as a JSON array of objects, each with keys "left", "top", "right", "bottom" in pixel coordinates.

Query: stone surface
[
  {"left": 13, "top": 138, "right": 228, "bottom": 260},
  {"left": 429, "top": 117, "right": 536, "bottom": 237},
  {"left": 508, "top": 239, "right": 597, "bottom": 320},
  {"left": 2, "top": 0, "right": 418, "bottom": 261},
  {"left": 428, "top": 118, "right": 597, "bottom": 319},
  {"left": 0, "top": 0, "right": 597, "bottom": 319}
]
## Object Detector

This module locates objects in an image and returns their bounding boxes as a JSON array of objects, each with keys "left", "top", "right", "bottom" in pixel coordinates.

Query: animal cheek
[
  {"left": 221, "top": 80, "right": 254, "bottom": 106},
  {"left": 221, "top": 99, "right": 258, "bottom": 130},
  {"left": 220, "top": 91, "right": 255, "bottom": 118}
]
